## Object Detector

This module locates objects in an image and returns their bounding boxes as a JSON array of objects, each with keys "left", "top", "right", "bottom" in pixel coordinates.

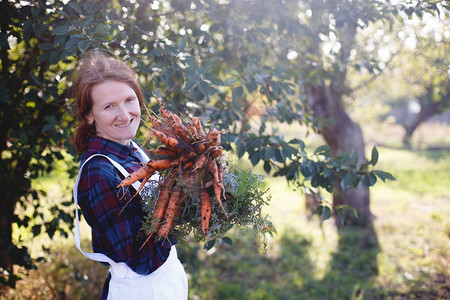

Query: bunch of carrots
[{"left": 118, "top": 95, "right": 228, "bottom": 245}]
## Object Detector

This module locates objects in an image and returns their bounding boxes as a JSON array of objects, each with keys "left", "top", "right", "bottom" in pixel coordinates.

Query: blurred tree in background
[
  {"left": 350, "top": 10, "right": 449, "bottom": 148},
  {"left": 385, "top": 19, "right": 449, "bottom": 147},
  {"left": 1, "top": 0, "right": 446, "bottom": 289}
]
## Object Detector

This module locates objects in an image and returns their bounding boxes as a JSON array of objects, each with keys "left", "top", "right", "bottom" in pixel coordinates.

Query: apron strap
[{"left": 73, "top": 142, "right": 151, "bottom": 264}]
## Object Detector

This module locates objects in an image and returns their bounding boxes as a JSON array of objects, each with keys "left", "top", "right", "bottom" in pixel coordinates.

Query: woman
[{"left": 71, "top": 52, "right": 188, "bottom": 299}]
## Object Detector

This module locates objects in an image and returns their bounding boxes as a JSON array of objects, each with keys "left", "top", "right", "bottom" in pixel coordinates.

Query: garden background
[{"left": 1, "top": 0, "right": 448, "bottom": 299}]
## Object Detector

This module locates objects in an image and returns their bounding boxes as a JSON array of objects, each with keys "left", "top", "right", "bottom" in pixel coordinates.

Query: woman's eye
[
  {"left": 126, "top": 97, "right": 135, "bottom": 102},
  {"left": 104, "top": 104, "right": 113, "bottom": 110}
]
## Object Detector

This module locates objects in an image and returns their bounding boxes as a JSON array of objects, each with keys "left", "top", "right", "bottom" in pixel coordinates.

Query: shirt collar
[{"left": 86, "top": 137, "right": 138, "bottom": 160}]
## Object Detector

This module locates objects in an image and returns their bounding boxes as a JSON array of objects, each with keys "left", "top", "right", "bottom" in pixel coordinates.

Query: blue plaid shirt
[{"left": 77, "top": 137, "right": 174, "bottom": 297}]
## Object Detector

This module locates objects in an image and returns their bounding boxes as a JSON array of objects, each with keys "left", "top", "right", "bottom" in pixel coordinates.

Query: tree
[
  {"left": 395, "top": 21, "right": 449, "bottom": 147},
  {"left": 11, "top": 0, "right": 450, "bottom": 287},
  {"left": 0, "top": 0, "right": 77, "bottom": 287},
  {"left": 352, "top": 11, "right": 449, "bottom": 148}
]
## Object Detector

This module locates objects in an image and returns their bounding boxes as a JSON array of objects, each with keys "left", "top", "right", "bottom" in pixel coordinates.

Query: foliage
[
  {"left": 2, "top": 0, "right": 446, "bottom": 288},
  {"left": 3, "top": 141, "right": 449, "bottom": 299},
  {"left": 0, "top": 0, "right": 79, "bottom": 287},
  {"left": 141, "top": 157, "right": 274, "bottom": 251},
  {"left": 350, "top": 11, "right": 449, "bottom": 146}
]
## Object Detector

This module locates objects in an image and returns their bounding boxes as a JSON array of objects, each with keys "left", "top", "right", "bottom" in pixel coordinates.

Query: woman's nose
[{"left": 117, "top": 104, "right": 130, "bottom": 119}]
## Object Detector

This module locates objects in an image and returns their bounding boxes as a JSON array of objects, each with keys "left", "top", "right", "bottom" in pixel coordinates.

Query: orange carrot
[
  {"left": 209, "top": 146, "right": 223, "bottom": 159},
  {"left": 217, "top": 161, "right": 226, "bottom": 198},
  {"left": 192, "top": 153, "right": 207, "bottom": 172},
  {"left": 182, "top": 160, "right": 195, "bottom": 172},
  {"left": 153, "top": 94, "right": 180, "bottom": 125},
  {"left": 119, "top": 170, "right": 156, "bottom": 215},
  {"left": 212, "top": 181, "right": 227, "bottom": 218},
  {"left": 150, "top": 128, "right": 180, "bottom": 149},
  {"left": 192, "top": 117, "right": 206, "bottom": 140},
  {"left": 200, "top": 189, "right": 211, "bottom": 236},
  {"left": 186, "top": 121, "right": 200, "bottom": 141},
  {"left": 148, "top": 158, "right": 179, "bottom": 170},
  {"left": 148, "top": 147, "right": 178, "bottom": 157},
  {"left": 207, "top": 160, "right": 227, "bottom": 217},
  {"left": 193, "top": 142, "right": 207, "bottom": 154},
  {"left": 118, "top": 164, "right": 154, "bottom": 188},
  {"left": 158, "top": 185, "right": 183, "bottom": 238},
  {"left": 206, "top": 128, "right": 221, "bottom": 147},
  {"left": 207, "top": 160, "right": 223, "bottom": 188},
  {"left": 168, "top": 115, "right": 192, "bottom": 142},
  {"left": 152, "top": 176, "right": 176, "bottom": 227}
]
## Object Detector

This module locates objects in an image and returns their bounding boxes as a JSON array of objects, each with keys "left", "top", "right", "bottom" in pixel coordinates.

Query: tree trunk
[
  {"left": 307, "top": 84, "right": 373, "bottom": 226},
  {"left": 403, "top": 101, "right": 441, "bottom": 148},
  {"left": 0, "top": 191, "right": 14, "bottom": 271}
]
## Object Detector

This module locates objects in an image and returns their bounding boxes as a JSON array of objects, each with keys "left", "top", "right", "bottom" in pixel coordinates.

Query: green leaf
[
  {"left": 184, "top": 55, "right": 198, "bottom": 70},
  {"left": 351, "top": 149, "right": 359, "bottom": 165},
  {"left": 340, "top": 172, "right": 355, "bottom": 190},
  {"left": 263, "top": 161, "right": 271, "bottom": 173},
  {"left": 371, "top": 146, "right": 379, "bottom": 166},
  {"left": 314, "top": 145, "right": 330, "bottom": 156},
  {"left": 264, "top": 147, "right": 276, "bottom": 161},
  {"left": 178, "top": 37, "right": 186, "bottom": 51},
  {"left": 237, "top": 143, "right": 246, "bottom": 159},
  {"left": 202, "top": 58, "right": 216, "bottom": 73},
  {"left": 270, "top": 149, "right": 280, "bottom": 163},
  {"left": 38, "top": 42, "right": 54, "bottom": 50},
  {"left": 207, "top": 76, "right": 223, "bottom": 86},
  {"left": 65, "top": 37, "right": 80, "bottom": 51},
  {"left": 198, "top": 81, "right": 216, "bottom": 96},
  {"left": 286, "top": 164, "right": 298, "bottom": 177},
  {"left": 323, "top": 167, "right": 333, "bottom": 178},
  {"left": 361, "top": 173, "right": 377, "bottom": 187},
  {"left": 232, "top": 86, "right": 243, "bottom": 102},
  {"left": 0, "top": 85, "right": 9, "bottom": 103},
  {"left": 250, "top": 151, "right": 260, "bottom": 166},
  {"left": 245, "top": 79, "right": 258, "bottom": 93},
  {"left": 204, "top": 238, "right": 216, "bottom": 250},
  {"left": 32, "top": 225, "right": 42, "bottom": 237},
  {"left": 317, "top": 205, "right": 331, "bottom": 222},
  {"left": 221, "top": 237, "right": 233, "bottom": 246},
  {"left": 0, "top": 33, "right": 9, "bottom": 49},
  {"left": 33, "top": 23, "right": 45, "bottom": 37},
  {"left": 52, "top": 25, "right": 72, "bottom": 36},
  {"left": 68, "top": 2, "right": 83, "bottom": 15},
  {"left": 94, "top": 24, "right": 108, "bottom": 35},
  {"left": 78, "top": 40, "right": 90, "bottom": 52},
  {"left": 311, "top": 174, "right": 320, "bottom": 187},
  {"left": 373, "top": 170, "right": 396, "bottom": 182},
  {"left": 223, "top": 77, "right": 238, "bottom": 85},
  {"left": 335, "top": 207, "right": 345, "bottom": 225},
  {"left": 182, "top": 78, "right": 197, "bottom": 92},
  {"left": 308, "top": 161, "right": 318, "bottom": 174}
]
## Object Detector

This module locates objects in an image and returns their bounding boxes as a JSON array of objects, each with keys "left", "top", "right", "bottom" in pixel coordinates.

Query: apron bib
[{"left": 73, "top": 143, "right": 188, "bottom": 299}]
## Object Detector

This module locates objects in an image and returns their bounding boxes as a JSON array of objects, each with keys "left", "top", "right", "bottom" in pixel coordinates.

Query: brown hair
[{"left": 71, "top": 51, "right": 144, "bottom": 153}]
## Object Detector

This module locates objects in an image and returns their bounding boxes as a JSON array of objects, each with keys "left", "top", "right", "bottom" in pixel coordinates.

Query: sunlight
[{"left": 287, "top": 50, "right": 298, "bottom": 60}]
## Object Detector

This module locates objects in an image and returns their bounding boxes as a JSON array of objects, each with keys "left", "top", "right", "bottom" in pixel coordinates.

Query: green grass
[{"left": 2, "top": 126, "right": 449, "bottom": 300}]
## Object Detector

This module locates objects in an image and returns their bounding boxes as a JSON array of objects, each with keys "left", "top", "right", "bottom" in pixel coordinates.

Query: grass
[{"left": 1, "top": 123, "right": 449, "bottom": 299}]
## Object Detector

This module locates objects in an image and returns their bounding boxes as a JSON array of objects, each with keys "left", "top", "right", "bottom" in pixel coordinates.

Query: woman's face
[{"left": 87, "top": 80, "right": 141, "bottom": 145}]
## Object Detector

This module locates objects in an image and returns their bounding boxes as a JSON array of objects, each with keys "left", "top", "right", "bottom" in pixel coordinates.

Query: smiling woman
[
  {"left": 70, "top": 51, "right": 188, "bottom": 300},
  {"left": 87, "top": 81, "right": 141, "bottom": 145}
]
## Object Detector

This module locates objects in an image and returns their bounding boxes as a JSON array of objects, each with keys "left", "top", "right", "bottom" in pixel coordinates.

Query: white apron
[{"left": 73, "top": 144, "right": 188, "bottom": 299}]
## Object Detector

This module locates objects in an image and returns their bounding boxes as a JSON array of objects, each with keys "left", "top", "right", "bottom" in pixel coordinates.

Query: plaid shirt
[{"left": 77, "top": 137, "right": 175, "bottom": 297}]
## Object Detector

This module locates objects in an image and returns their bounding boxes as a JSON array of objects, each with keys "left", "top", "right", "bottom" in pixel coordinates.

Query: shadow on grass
[
  {"left": 179, "top": 222, "right": 381, "bottom": 300},
  {"left": 4, "top": 224, "right": 381, "bottom": 299},
  {"left": 317, "top": 223, "right": 381, "bottom": 300},
  {"left": 415, "top": 148, "right": 450, "bottom": 162}
]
